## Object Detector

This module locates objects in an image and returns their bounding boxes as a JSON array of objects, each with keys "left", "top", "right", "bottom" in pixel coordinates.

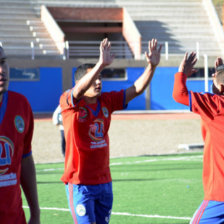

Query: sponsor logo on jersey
[
  {"left": 102, "top": 107, "right": 109, "bottom": 118},
  {"left": 89, "top": 119, "right": 104, "bottom": 142},
  {"left": 14, "top": 115, "right": 25, "bottom": 133},
  {"left": 76, "top": 204, "right": 86, "bottom": 216},
  {"left": 78, "top": 107, "right": 88, "bottom": 122}
]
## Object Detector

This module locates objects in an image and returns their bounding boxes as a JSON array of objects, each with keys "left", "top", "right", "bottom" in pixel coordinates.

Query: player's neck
[{"left": 83, "top": 96, "right": 97, "bottom": 104}]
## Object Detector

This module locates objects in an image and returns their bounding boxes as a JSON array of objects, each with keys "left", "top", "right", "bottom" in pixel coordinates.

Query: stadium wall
[{"left": 7, "top": 58, "right": 212, "bottom": 113}]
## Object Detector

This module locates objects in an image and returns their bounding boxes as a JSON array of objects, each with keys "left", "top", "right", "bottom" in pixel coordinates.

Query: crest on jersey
[
  {"left": 102, "top": 107, "right": 109, "bottom": 118},
  {"left": 78, "top": 107, "right": 88, "bottom": 122},
  {"left": 76, "top": 204, "right": 86, "bottom": 216},
  {"left": 14, "top": 115, "right": 25, "bottom": 133},
  {"left": 0, "top": 136, "right": 14, "bottom": 175}
]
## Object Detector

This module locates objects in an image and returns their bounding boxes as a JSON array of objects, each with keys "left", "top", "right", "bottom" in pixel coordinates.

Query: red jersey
[
  {"left": 0, "top": 91, "right": 33, "bottom": 223},
  {"left": 190, "top": 91, "right": 224, "bottom": 201},
  {"left": 60, "top": 89, "right": 126, "bottom": 185},
  {"left": 173, "top": 72, "right": 224, "bottom": 201}
]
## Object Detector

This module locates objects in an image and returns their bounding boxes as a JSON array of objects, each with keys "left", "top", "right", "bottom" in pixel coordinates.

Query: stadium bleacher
[
  {"left": 0, "top": 0, "right": 223, "bottom": 59},
  {"left": 0, "top": 0, "right": 59, "bottom": 57}
]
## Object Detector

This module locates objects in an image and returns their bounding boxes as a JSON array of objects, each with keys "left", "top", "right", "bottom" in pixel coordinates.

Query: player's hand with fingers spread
[
  {"left": 178, "top": 52, "right": 197, "bottom": 77},
  {"left": 215, "top": 57, "right": 223, "bottom": 70},
  {"left": 145, "top": 39, "right": 162, "bottom": 67},
  {"left": 98, "top": 38, "right": 114, "bottom": 67}
]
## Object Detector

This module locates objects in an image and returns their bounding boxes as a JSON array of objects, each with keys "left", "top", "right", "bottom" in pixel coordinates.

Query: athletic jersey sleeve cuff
[
  {"left": 189, "top": 91, "right": 192, "bottom": 111},
  {"left": 123, "top": 89, "right": 128, "bottom": 109},
  {"left": 71, "top": 88, "right": 81, "bottom": 108},
  {"left": 22, "top": 151, "right": 32, "bottom": 159}
]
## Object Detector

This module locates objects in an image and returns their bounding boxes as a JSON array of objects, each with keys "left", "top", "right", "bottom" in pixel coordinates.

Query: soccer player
[
  {"left": 173, "top": 52, "right": 224, "bottom": 223},
  {"left": 60, "top": 38, "right": 161, "bottom": 224},
  {"left": 52, "top": 105, "right": 66, "bottom": 156},
  {"left": 0, "top": 46, "right": 40, "bottom": 223}
]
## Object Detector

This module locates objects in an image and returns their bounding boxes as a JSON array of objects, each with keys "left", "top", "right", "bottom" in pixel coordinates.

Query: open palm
[
  {"left": 99, "top": 38, "right": 114, "bottom": 66},
  {"left": 145, "top": 39, "right": 162, "bottom": 66}
]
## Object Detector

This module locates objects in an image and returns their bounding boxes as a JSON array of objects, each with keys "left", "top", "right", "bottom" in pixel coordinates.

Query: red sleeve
[
  {"left": 23, "top": 99, "right": 34, "bottom": 157},
  {"left": 60, "top": 88, "right": 82, "bottom": 114},
  {"left": 190, "top": 92, "right": 224, "bottom": 120},
  {"left": 172, "top": 72, "right": 189, "bottom": 106},
  {"left": 104, "top": 90, "right": 127, "bottom": 113},
  {"left": 60, "top": 88, "right": 78, "bottom": 110}
]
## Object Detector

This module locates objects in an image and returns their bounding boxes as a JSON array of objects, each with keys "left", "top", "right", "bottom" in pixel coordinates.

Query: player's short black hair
[{"left": 74, "top": 63, "right": 95, "bottom": 81}]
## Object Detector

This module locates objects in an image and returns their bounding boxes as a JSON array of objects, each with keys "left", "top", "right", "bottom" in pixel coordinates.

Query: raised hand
[
  {"left": 215, "top": 57, "right": 223, "bottom": 70},
  {"left": 145, "top": 39, "right": 162, "bottom": 66},
  {"left": 99, "top": 38, "right": 114, "bottom": 67},
  {"left": 178, "top": 52, "right": 197, "bottom": 77}
]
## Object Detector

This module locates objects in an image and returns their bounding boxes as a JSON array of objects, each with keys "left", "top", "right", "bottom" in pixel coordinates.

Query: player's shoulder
[
  {"left": 60, "top": 88, "right": 72, "bottom": 100},
  {"left": 8, "top": 90, "right": 30, "bottom": 105},
  {"left": 195, "top": 91, "right": 224, "bottom": 99}
]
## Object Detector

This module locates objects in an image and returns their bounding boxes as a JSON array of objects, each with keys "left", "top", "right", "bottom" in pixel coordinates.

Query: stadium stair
[
  {"left": 0, "top": 0, "right": 60, "bottom": 58},
  {"left": 1, "top": 0, "right": 224, "bottom": 59},
  {"left": 115, "top": 0, "right": 224, "bottom": 57},
  {"left": 30, "top": 0, "right": 224, "bottom": 60}
]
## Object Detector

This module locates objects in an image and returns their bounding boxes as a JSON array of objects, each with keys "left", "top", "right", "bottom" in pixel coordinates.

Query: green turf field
[{"left": 22, "top": 152, "right": 204, "bottom": 224}]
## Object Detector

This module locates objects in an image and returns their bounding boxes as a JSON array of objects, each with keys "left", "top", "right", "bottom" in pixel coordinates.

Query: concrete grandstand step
[
  {"left": 31, "top": 0, "right": 116, "bottom": 4},
  {"left": 1, "top": 44, "right": 57, "bottom": 53},
  {"left": 129, "top": 13, "right": 208, "bottom": 19},
  {"left": 0, "top": 17, "right": 39, "bottom": 23},
  {"left": 136, "top": 23, "right": 211, "bottom": 29},
  {"left": 26, "top": 20, "right": 44, "bottom": 26},
  {"left": 0, "top": 24, "right": 30, "bottom": 29},
  {"left": 0, "top": 0, "right": 29, "bottom": 2},
  {"left": 0, "top": 31, "right": 50, "bottom": 38},
  {"left": 0, "top": 37, "right": 38, "bottom": 43},
  {"left": 0, "top": 11, "right": 35, "bottom": 17},
  {"left": 125, "top": 5, "right": 202, "bottom": 10},
  {"left": 133, "top": 18, "right": 211, "bottom": 24},
  {"left": 116, "top": 0, "right": 201, "bottom": 5},
  {"left": 142, "top": 28, "right": 214, "bottom": 35},
  {"left": 0, "top": 1, "right": 29, "bottom": 5},
  {"left": 0, "top": 5, "right": 34, "bottom": 11},
  {"left": 4, "top": 48, "right": 59, "bottom": 56},
  {"left": 0, "top": 14, "right": 38, "bottom": 20},
  {"left": 0, "top": 29, "right": 42, "bottom": 35}
]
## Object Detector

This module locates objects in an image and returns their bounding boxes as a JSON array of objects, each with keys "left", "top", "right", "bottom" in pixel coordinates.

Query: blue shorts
[
  {"left": 190, "top": 200, "right": 224, "bottom": 224},
  {"left": 65, "top": 182, "right": 113, "bottom": 224}
]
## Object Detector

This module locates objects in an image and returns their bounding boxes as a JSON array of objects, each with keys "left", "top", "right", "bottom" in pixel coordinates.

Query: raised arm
[
  {"left": 125, "top": 39, "right": 162, "bottom": 104},
  {"left": 172, "top": 52, "right": 197, "bottom": 105},
  {"left": 73, "top": 38, "right": 114, "bottom": 100}
]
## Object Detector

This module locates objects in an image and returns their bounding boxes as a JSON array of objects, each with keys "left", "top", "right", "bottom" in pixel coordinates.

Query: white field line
[
  {"left": 36, "top": 155, "right": 202, "bottom": 172},
  {"left": 110, "top": 155, "right": 202, "bottom": 166},
  {"left": 22, "top": 206, "right": 191, "bottom": 221}
]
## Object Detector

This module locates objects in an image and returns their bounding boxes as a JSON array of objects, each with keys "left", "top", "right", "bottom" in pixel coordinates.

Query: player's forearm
[
  {"left": 73, "top": 62, "right": 105, "bottom": 100},
  {"left": 136, "top": 63, "right": 156, "bottom": 93},
  {"left": 21, "top": 155, "right": 40, "bottom": 222},
  {"left": 125, "top": 63, "right": 156, "bottom": 104},
  {"left": 172, "top": 72, "right": 189, "bottom": 106}
]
